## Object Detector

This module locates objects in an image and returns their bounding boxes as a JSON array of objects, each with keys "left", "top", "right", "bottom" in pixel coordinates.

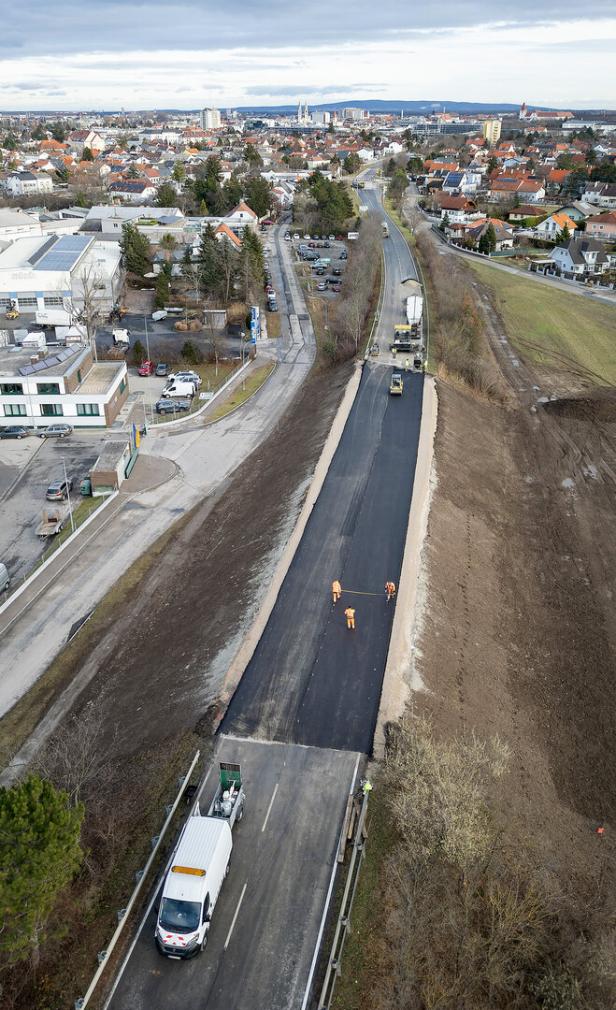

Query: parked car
[
  {"left": 152, "top": 309, "right": 168, "bottom": 322},
  {"left": 323, "top": 241, "right": 331, "bottom": 248},
  {"left": 339, "top": 250, "right": 348, "bottom": 260},
  {"left": 332, "top": 267, "right": 342, "bottom": 276},
  {"left": 314, "top": 267, "right": 326, "bottom": 276},
  {"left": 0, "top": 426, "right": 30, "bottom": 439},
  {"left": 37, "top": 424, "right": 73, "bottom": 439},
  {"left": 155, "top": 399, "right": 190, "bottom": 415},
  {"left": 284, "top": 232, "right": 291, "bottom": 241},
  {"left": 46, "top": 477, "right": 74, "bottom": 501},
  {"left": 155, "top": 362, "right": 169, "bottom": 377},
  {"left": 167, "top": 371, "right": 202, "bottom": 387},
  {"left": 328, "top": 234, "right": 335, "bottom": 241},
  {"left": 0, "top": 562, "right": 9, "bottom": 592},
  {"left": 268, "top": 300, "right": 279, "bottom": 312},
  {"left": 331, "top": 283, "right": 342, "bottom": 293},
  {"left": 316, "top": 281, "right": 328, "bottom": 292},
  {"left": 138, "top": 360, "right": 155, "bottom": 376}
]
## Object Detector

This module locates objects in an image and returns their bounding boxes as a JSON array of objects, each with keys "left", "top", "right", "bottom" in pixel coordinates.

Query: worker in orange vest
[
  {"left": 332, "top": 579, "right": 342, "bottom": 603},
  {"left": 385, "top": 580, "right": 396, "bottom": 602},
  {"left": 344, "top": 606, "right": 356, "bottom": 630}
]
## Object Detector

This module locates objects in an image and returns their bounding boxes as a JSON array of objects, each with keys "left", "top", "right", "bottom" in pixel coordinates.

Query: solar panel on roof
[{"left": 34, "top": 234, "right": 92, "bottom": 272}]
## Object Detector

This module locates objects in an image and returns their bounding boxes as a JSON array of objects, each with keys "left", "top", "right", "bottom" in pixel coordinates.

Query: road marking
[
  {"left": 261, "top": 782, "right": 279, "bottom": 833},
  {"left": 224, "top": 882, "right": 247, "bottom": 951}
]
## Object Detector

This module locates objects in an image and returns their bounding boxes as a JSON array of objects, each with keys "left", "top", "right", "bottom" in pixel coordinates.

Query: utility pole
[{"left": 63, "top": 457, "right": 75, "bottom": 533}]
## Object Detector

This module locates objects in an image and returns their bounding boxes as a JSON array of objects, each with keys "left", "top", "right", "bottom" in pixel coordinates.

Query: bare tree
[{"left": 33, "top": 701, "right": 118, "bottom": 808}]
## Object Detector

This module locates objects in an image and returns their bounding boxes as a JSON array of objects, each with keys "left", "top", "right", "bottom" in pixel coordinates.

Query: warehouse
[{"left": 0, "top": 233, "right": 123, "bottom": 317}]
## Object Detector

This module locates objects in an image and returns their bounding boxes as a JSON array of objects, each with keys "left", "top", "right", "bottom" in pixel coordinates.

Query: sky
[{"left": 1, "top": 1, "right": 616, "bottom": 111}]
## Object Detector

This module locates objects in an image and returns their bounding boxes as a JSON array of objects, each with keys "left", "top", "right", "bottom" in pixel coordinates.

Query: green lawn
[
  {"left": 205, "top": 362, "right": 276, "bottom": 423},
  {"left": 468, "top": 260, "right": 616, "bottom": 384}
]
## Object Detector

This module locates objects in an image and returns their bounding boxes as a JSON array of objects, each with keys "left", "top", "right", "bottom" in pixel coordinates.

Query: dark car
[
  {"left": 0, "top": 425, "right": 30, "bottom": 439},
  {"left": 46, "top": 476, "right": 73, "bottom": 501},
  {"left": 37, "top": 424, "right": 73, "bottom": 439},
  {"left": 331, "top": 283, "right": 342, "bottom": 292},
  {"left": 155, "top": 399, "right": 190, "bottom": 415},
  {"left": 155, "top": 362, "right": 169, "bottom": 377},
  {"left": 339, "top": 250, "right": 348, "bottom": 260},
  {"left": 267, "top": 300, "right": 279, "bottom": 312},
  {"left": 332, "top": 267, "right": 342, "bottom": 276}
]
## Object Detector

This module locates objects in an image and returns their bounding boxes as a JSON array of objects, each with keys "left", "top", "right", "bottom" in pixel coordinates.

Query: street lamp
[{"left": 63, "top": 457, "right": 75, "bottom": 533}]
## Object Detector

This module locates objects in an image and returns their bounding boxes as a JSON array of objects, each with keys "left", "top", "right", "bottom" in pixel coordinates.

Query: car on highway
[
  {"left": 0, "top": 426, "right": 30, "bottom": 439},
  {"left": 167, "top": 370, "right": 202, "bottom": 387},
  {"left": 138, "top": 360, "right": 155, "bottom": 376},
  {"left": 46, "top": 476, "right": 74, "bottom": 501},
  {"left": 155, "top": 399, "right": 190, "bottom": 415},
  {"left": 155, "top": 362, "right": 169, "bottom": 377},
  {"left": 37, "top": 424, "right": 73, "bottom": 439}
]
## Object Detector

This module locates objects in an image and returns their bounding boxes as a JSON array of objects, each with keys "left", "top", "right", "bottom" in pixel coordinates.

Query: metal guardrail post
[
  {"left": 73, "top": 748, "right": 200, "bottom": 1009},
  {"left": 318, "top": 789, "right": 370, "bottom": 1009}
]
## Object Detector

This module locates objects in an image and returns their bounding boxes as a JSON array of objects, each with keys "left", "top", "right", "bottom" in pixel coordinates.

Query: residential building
[
  {"left": 549, "top": 237, "right": 609, "bottom": 278},
  {"left": 533, "top": 211, "right": 577, "bottom": 240},
  {"left": 108, "top": 180, "right": 158, "bottom": 204},
  {"left": 482, "top": 119, "right": 502, "bottom": 144},
  {"left": 200, "top": 108, "right": 222, "bottom": 130},
  {"left": 582, "top": 182, "right": 616, "bottom": 209},
  {"left": 2, "top": 171, "right": 53, "bottom": 197},
  {"left": 585, "top": 211, "right": 616, "bottom": 242},
  {"left": 0, "top": 343, "right": 128, "bottom": 431},
  {"left": 466, "top": 217, "right": 516, "bottom": 250},
  {"left": 0, "top": 233, "right": 123, "bottom": 317}
]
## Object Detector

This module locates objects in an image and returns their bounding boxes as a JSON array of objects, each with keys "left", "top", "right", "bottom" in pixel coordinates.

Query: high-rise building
[
  {"left": 342, "top": 108, "right": 366, "bottom": 122},
  {"left": 482, "top": 119, "right": 502, "bottom": 144},
  {"left": 311, "top": 110, "right": 330, "bottom": 125},
  {"left": 200, "top": 107, "right": 221, "bottom": 130}
]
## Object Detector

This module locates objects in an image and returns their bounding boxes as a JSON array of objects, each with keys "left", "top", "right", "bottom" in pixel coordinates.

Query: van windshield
[{"left": 159, "top": 897, "right": 201, "bottom": 933}]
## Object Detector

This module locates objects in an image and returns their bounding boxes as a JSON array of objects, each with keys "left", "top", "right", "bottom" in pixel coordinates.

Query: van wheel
[
  {"left": 237, "top": 803, "right": 244, "bottom": 822},
  {"left": 200, "top": 933, "right": 208, "bottom": 951},
  {"left": 225, "top": 861, "right": 230, "bottom": 877}
]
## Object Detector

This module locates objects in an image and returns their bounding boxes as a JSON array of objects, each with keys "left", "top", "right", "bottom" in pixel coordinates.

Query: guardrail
[
  {"left": 74, "top": 749, "right": 201, "bottom": 1010},
  {"left": 318, "top": 789, "right": 370, "bottom": 1010}
]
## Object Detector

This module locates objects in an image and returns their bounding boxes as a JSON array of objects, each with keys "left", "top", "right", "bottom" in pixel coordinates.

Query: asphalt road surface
[
  {"left": 221, "top": 363, "right": 424, "bottom": 752},
  {"left": 106, "top": 736, "right": 359, "bottom": 1010}
]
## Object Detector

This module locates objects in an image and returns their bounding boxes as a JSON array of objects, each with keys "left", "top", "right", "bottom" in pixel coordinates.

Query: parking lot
[
  {"left": 0, "top": 432, "right": 104, "bottom": 586},
  {"left": 290, "top": 234, "right": 348, "bottom": 301}
]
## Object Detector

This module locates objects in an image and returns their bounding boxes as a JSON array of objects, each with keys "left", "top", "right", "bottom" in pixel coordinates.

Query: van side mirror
[{"left": 204, "top": 913, "right": 211, "bottom": 923}]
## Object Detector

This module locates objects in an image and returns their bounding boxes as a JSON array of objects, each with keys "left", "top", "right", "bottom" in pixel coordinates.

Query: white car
[
  {"left": 167, "top": 371, "right": 202, "bottom": 388},
  {"left": 152, "top": 310, "right": 168, "bottom": 322}
]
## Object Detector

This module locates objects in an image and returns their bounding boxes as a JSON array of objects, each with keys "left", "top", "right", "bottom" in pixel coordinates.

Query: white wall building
[
  {"left": 2, "top": 172, "right": 54, "bottom": 197},
  {"left": 0, "top": 344, "right": 128, "bottom": 430},
  {"left": 0, "top": 233, "right": 124, "bottom": 317},
  {"left": 0, "top": 209, "right": 43, "bottom": 246},
  {"left": 200, "top": 108, "right": 221, "bottom": 130}
]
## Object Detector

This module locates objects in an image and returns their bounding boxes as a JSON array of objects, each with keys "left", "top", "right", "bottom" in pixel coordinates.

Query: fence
[{"left": 74, "top": 749, "right": 201, "bottom": 1010}]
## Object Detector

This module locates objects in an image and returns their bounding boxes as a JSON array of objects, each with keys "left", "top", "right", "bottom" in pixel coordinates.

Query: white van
[
  {"left": 161, "top": 381, "right": 195, "bottom": 399},
  {"left": 0, "top": 563, "right": 9, "bottom": 592},
  {"left": 156, "top": 816, "right": 232, "bottom": 958}
]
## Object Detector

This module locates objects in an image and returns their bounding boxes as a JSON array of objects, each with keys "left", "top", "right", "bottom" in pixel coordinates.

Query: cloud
[{"left": 0, "top": 10, "right": 615, "bottom": 110}]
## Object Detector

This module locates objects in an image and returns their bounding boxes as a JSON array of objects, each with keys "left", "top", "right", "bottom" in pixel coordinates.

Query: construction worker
[
  {"left": 344, "top": 606, "right": 356, "bottom": 630},
  {"left": 362, "top": 779, "right": 373, "bottom": 796},
  {"left": 331, "top": 579, "right": 342, "bottom": 603},
  {"left": 385, "top": 580, "right": 396, "bottom": 602}
]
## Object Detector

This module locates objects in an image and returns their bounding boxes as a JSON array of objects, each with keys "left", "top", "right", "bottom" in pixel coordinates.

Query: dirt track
[{"left": 416, "top": 289, "right": 616, "bottom": 891}]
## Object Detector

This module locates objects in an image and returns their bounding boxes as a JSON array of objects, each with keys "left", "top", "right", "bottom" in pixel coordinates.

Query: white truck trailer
[
  {"left": 155, "top": 763, "right": 245, "bottom": 959},
  {"left": 406, "top": 294, "right": 423, "bottom": 328}
]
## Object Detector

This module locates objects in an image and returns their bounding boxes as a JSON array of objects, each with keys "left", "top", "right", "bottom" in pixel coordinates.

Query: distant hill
[{"left": 233, "top": 99, "right": 534, "bottom": 115}]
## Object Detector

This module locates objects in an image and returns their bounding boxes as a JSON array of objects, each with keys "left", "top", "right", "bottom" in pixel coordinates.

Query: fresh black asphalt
[{"left": 222, "top": 363, "right": 424, "bottom": 753}]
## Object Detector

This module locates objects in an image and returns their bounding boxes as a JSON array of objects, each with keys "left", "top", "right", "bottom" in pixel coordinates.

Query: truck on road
[{"left": 155, "top": 763, "right": 245, "bottom": 959}]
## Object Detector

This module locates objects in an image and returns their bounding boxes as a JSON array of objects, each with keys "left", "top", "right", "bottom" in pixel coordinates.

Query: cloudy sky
[{"left": 1, "top": 0, "right": 616, "bottom": 110}]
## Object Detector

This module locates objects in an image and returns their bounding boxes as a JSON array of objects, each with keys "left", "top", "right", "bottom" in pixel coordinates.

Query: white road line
[
  {"left": 224, "top": 882, "right": 247, "bottom": 951},
  {"left": 261, "top": 782, "right": 279, "bottom": 833}
]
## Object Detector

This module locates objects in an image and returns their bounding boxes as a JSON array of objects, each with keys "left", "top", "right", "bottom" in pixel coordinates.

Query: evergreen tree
[
  {"left": 344, "top": 153, "right": 361, "bottom": 174},
  {"left": 244, "top": 175, "right": 272, "bottom": 218},
  {"left": 557, "top": 224, "right": 571, "bottom": 245},
  {"left": 478, "top": 223, "right": 497, "bottom": 255},
  {"left": 82, "top": 147, "right": 94, "bottom": 161},
  {"left": 0, "top": 775, "right": 83, "bottom": 966},
  {"left": 154, "top": 270, "right": 171, "bottom": 309},
  {"left": 222, "top": 175, "right": 243, "bottom": 212},
  {"left": 156, "top": 181, "right": 178, "bottom": 207},
  {"left": 120, "top": 222, "right": 151, "bottom": 276},
  {"left": 172, "top": 161, "right": 186, "bottom": 183}
]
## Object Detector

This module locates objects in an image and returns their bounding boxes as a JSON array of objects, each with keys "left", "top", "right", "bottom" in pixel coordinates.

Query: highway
[{"left": 104, "top": 179, "right": 425, "bottom": 1009}]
